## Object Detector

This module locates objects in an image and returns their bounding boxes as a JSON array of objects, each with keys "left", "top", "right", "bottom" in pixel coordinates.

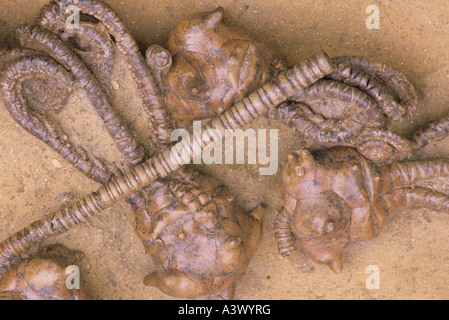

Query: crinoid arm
[
  {"left": 331, "top": 56, "right": 418, "bottom": 122},
  {"left": 36, "top": 0, "right": 172, "bottom": 149},
  {"left": 382, "top": 187, "right": 449, "bottom": 214},
  {"left": 274, "top": 79, "right": 386, "bottom": 147},
  {"left": 1, "top": 54, "right": 119, "bottom": 183},
  {"left": 356, "top": 129, "right": 415, "bottom": 162},
  {"left": 383, "top": 158, "right": 449, "bottom": 186}
]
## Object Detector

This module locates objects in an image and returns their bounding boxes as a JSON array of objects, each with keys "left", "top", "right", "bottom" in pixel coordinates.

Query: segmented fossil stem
[
  {"left": 36, "top": 0, "right": 173, "bottom": 149},
  {"left": 0, "top": 156, "right": 163, "bottom": 273},
  {"left": 1, "top": 55, "right": 113, "bottom": 183},
  {"left": 274, "top": 208, "right": 296, "bottom": 256},
  {"left": 0, "top": 52, "right": 334, "bottom": 271},
  {"left": 14, "top": 23, "right": 145, "bottom": 167}
]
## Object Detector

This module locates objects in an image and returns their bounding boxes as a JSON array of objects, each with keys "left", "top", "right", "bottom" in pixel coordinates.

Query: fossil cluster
[{"left": 0, "top": 0, "right": 448, "bottom": 299}]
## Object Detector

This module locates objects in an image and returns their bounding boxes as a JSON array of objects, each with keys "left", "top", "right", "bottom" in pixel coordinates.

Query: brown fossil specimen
[
  {"left": 0, "top": 48, "right": 332, "bottom": 278},
  {"left": 149, "top": 9, "right": 446, "bottom": 165},
  {"left": 131, "top": 168, "right": 265, "bottom": 299},
  {"left": 150, "top": 7, "right": 275, "bottom": 131},
  {"left": 0, "top": 245, "right": 91, "bottom": 300},
  {"left": 1, "top": 0, "right": 332, "bottom": 299},
  {"left": 5, "top": 0, "right": 446, "bottom": 299},
  {"left": 35, "top": 1, "right": 268, "bottom": 300},
  {"left": 0, "top": 24, "right": 330, "bottom": 302},
  {"left": 275, "top": 147, "right": 449, "bottom": 272},
  {"left": 35, "top": 0, "right": 172, "bottom": 149}
]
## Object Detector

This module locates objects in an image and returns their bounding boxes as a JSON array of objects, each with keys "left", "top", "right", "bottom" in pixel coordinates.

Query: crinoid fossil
[
  {"left": 1, "top": 0, "right": 448, "bottom": 300},
  {"left": 276, "top": 147, "right": 449, "bottom": 273}
]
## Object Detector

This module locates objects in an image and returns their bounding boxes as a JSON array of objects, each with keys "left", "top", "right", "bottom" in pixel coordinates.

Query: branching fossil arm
[
  {"left": 412, "top": 116, "right": 449, "bottom": 149},
  {"left": 382, "top": 187, "right": 449, "bottom": 213},
  {"left": 331, "top": 57, "right": 449, "bottom": 152},
  {"left": 272, "top": 101, "right": 350, "bottom": 145},
  {"left": 355, "top": 128, "right": 415, "bottom": 163},
  {"left": 381, "top": 158, "right": 449, "bottom": 187}
]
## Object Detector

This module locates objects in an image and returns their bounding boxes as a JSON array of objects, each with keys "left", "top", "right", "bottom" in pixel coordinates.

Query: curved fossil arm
[
  {"left": 0, "top": 51, "right": 334, "bottom": 277},
  {"left": 412, "top": 116, "right": 449, "bottom": 149},
  {"left": 275, "top": 80, "right": 386, "bottom": 146},
  {"left": 1, "top": 54, "right": 117, "bottom": 184},
  {"left": 36, "top": 0, "right": 173, "bottom": 150},
  {"left": 274, "top": 208, "right": 296, "bottom": 257},
  {"left": 355, "top": 128, "right": 414, "bottom": 162},
  {"left": 12, "top": 23, "right": 145, "bottom": 167},
  {"left": 331, "top": 56, "right": 418, "bottom": 122},
  {"left": 273, "top": 83, "right": 415, "bottom": 162},
  {"left": 311, "top": 56, "right": 449, "bottom": 160}
]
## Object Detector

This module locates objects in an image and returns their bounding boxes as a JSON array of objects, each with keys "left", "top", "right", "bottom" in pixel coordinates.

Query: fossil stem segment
[{"left": 0, "top": 52, "right": 334, "bottom": 272}]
